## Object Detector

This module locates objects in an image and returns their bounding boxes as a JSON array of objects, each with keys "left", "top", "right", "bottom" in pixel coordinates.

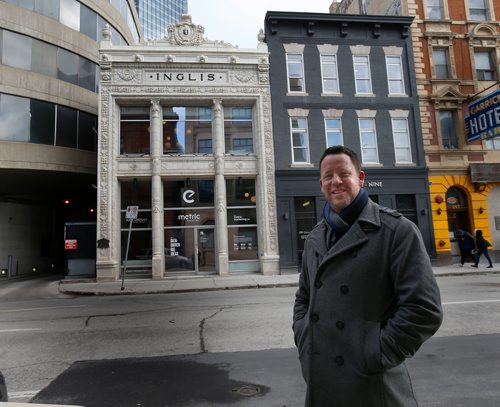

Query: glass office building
[{"left": 135, "top": 0, "right": 187, "bottom": 40}]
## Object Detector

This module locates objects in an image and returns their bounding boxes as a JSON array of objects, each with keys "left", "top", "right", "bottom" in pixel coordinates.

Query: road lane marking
[
  {"left": 8, "top": 389, "right": 40, "bottom": 400},
  {"left": 0, "top": 328, "right": 42, "bottom": 333},
  {"left": 443, "top": 299, "right": 500, "bottom": 305},
  {"left": 0, "top": 305, "right": 88, "bottom": 313}
]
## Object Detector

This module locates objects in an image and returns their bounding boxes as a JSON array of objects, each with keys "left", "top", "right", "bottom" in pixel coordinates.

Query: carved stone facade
[{"left": 97, "top": 16, "right": 279, "bottom": 281}]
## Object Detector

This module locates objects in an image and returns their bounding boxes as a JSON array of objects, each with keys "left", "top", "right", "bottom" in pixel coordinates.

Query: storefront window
[
  {"left": 226, "top": 179, "right": 258, "bottom": 264},
  {"left": 120, "top": 180, "right": 152, "bottom": 271},
  {"left": 224, "top": 107, "right": 254, "bottom": 154},
  {"left": 120, "top": 107, "right": 150, "bottom": 155},
  {"left": 163, "top": 106, "right": 212, "bottom": 154},
  {"left": 164, "top": 179, "right": 215, "bottom": 273}
]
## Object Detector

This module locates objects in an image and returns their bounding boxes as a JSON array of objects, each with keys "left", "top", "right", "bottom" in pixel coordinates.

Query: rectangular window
[
  {"left": 78, "top": 56, "right": 96, "bottom": 92},
  {"left": 224, "top": 107, "right": 253, "bottom": 154},
  {"left": 325, "top": 118, "right": 343, "bottom": 147},
  {"left": 433, "top": 48, "right": 450, "bottom": 79},
  {"left": 56, "top": 105, "right": 77, "bottom": 148},
  {"left": 358, "top": 118, "right": 379, "bottom": 163},
  {"left": 426, "top": 0, "right": 443, "bottom": 19},
  {"left": 30, "top": 99, "right": 55, "bottom": 145},
  {"left": 60, "top": 0, "right": 80, "bottom": 31},
  {"left": 439, "top": 111, "right": 459, "bottom": 149},
  {"left": 484, "top": 137, "right": 500, "bottom": 150},
  {"left": 353, "top": 55, "right": 372, "bottom": 94},
  {"left": 0, "top": 93, "right": 30, "bottom": 142},
  {"left": 391, "top": 118, "right": 412, "bottom": 163},
  {"left": 226, "top": 179, "right": 258, "bottom": 264},
  {"left": 469, "top": 0, "right": 488, "bottom": 20},
  {"left": 286, "top": 53, "right": 305, "bottom": 92},
  {"left": 475, "top": 51, "right": 496, "bottom": 80},
  {"left": 78, "top": 111, "right": 97, "bottom": 151},
  {"left": 386, "top": 55, "right": 405, "bottom": 95},
  {"left": 31, "top": 39, "right": 57, "bottom": 77},
  {"left": 2, "top": 30, "right": 32, "bottom": 70},
  {"left": 57, "top": 48, "right": 78, "bottom": 85},
  {"left": 80, "top": 3, "right": 97, "bottom": 41},
  {"left": 320, "top": 54, "right": 339, "bottom": 93},
  {"left": 396, "top": 195, "right": 418, "bottom": 225},
  {"left": 120, "top": 106, "right": 150, "bottom": 155},
  {"left": 34, "top": 0, "right": 59, "bottom": 20},
  {"left": 291, "top": 118, "right": 310, "bottom": 163},
  {"left": 163, "top": 106, "right": 212, "bottom": 154}
]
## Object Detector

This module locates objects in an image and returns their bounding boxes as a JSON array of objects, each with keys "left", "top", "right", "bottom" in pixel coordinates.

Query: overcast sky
[{"left": 187, "top": 0, "right": 333, "bottom": 48}]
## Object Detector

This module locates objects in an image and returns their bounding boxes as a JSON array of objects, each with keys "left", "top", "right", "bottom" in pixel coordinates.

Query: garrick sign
[{"left": 465, "top": 88, "right": 500, "bottom": 142}]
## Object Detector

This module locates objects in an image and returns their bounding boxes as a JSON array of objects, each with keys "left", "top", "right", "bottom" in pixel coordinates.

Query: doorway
[
  {"left": 164, "top": 226, "right": 215, "bottom": 274},
  {"left": 446, "top": 187, "right": 472, "bottom": 256}
]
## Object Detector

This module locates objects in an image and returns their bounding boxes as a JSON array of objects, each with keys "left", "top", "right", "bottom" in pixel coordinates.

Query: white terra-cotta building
[{"left": 96, "top": 15, "right": 280, "bottom": 281}]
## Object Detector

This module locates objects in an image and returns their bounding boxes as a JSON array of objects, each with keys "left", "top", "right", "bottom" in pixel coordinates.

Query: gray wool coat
[{"left": 293, "top": 199, "right": 443, "bottom": 407}]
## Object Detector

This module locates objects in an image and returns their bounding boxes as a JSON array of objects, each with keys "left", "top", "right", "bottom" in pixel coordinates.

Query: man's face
[{"left": 320, "top": 153, "right": 365, "bottom": 213}]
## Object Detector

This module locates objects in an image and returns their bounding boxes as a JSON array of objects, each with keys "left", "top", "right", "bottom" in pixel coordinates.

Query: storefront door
[{"left": 164, "top": 227, "right": 215, "bottom": 274}]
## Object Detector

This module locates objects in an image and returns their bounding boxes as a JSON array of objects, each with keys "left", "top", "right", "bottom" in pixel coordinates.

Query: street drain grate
[{"left": 231, "top": 384, "right": 261, "bottom": 397}]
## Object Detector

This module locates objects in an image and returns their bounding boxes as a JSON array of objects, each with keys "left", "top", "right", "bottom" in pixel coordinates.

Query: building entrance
[{"left": 164, "top": 227, "right": 215, "bottom": 274}]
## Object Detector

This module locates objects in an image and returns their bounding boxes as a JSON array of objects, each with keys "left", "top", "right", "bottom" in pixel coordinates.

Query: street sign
[
  {"left": 125, "top": 206, "right": 139, "bottom": 220},
  {"left": 65, "top": 239, "right": 78, "bottom": 250}
]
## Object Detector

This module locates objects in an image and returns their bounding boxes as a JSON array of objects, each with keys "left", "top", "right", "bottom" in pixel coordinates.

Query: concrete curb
[{"left": 57, "top": 267, "right": 499, "bottom": 296}]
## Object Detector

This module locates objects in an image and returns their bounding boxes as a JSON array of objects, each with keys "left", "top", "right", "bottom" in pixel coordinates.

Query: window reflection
[
  {"left": 224, "top": 107, "right": 253, "bottom": 154},
  {"left": 2, "top": 30, "right": 32, "bottom": 70},
  {"left": 163, "top": 107, "right": 212, "bottom": 154},
  {"left": 120, "top": 107, "right": 150, "bottom": 155},
  {"left": 0, "top": 92, "right": 97, "bottom": 151},
  {"left": 0, "top": 94, "right": 30, "bottom": 141}
]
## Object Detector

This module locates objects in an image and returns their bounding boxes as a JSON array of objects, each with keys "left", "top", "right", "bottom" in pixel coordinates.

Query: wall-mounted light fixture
[
  {"left": 435, "top": 195, "right": 444, "bottom": 204},
  {"left": 479, "top": 207, "right": 485, "bottom": 214},
  {"left": 186, "top": 178, "right": 191, "bottom": 187},
  {"left": 437, "top": 208, "right": 443, "bottom": 215},
  {"left": 438, "top": 240, "right": 446, "bottom": 247},
  {"left": 282, "top": 212, "right": 289, "bottom": 220}
]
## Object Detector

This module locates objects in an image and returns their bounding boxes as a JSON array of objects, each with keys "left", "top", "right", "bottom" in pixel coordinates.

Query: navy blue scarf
[{"left": 323, "top": 188, "right": 368, "bottom": 248}]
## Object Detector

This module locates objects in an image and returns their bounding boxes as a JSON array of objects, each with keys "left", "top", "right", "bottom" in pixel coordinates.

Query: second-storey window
[
  {"left": 163, "top": 106, "right": 212, "bottom": 154},
  {"left": 353, "top": 55, "right": 372, "bottom": 94},
  {"left": 469, "top": 0, "right": 488, "bottom": 20},
  {"left": 391, "top": 118, "right": 412, "bottom": 163},
  {"left": 291, "top": 117, "right": 309, "bottom": 163},
  {"left": 433, "top": 48, "right": 450, "bottom": 79},
  {"left": 286, "top": 53, "right": 305, "bottom": 92},
  {"left": 320, "top": 54, "right": 339, "bottom": 93},
  {"left": 426, "top": 0, "right": 443, "bottom": 19},
  {"left": 224, "top": 107, "right": 254, "bottom": 154},
  {"left": 120, "top": 106, "right": 150, "bottom": 155},
  {"left": 325, "top": 118, "right": 343, "bottom": 147},
  {"left": 439, "top": 111, "right": 459, "bottom": 149},
  {"left": 358, "top": 118, "right": 379, "bottom": 163},
  {"left": 475, "top": 51, "right": 497, "bottom": 80},
  {"left": 386, "top": 55, "right": 405, "bottom": 95}
]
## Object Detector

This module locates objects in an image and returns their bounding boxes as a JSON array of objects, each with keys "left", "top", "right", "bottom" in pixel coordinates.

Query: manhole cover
[{"left": 231, "top": 384, "right": 261, "bottom": 397}]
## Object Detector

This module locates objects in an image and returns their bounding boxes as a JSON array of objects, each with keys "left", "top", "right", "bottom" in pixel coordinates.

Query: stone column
[
  {"left": 150, "top": 99, "right": 164, "bottom": 279},
  {"left": 213, "top": 99, "right": 229, "bottom": 275}
]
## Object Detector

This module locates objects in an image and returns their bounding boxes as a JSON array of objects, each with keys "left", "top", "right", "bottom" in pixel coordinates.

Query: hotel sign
[
  {"left": 465, "top": 88, "right": 500, "bottom": 142},
  {"left": 144, "top": 70, "right": 228, "bottom": 85}
]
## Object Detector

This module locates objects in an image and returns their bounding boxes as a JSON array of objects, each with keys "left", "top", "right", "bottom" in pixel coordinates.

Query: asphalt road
[{"left": 1, "top": 273, "right": 500, "bottom": 406}]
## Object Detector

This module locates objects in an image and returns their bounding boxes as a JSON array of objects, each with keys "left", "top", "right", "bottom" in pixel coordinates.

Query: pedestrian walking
[
  {"left": 293, "top": 145, "right": 443, "bottom": 407},
  {"left": 472, "top": 229, "right": 493, "bottom": 268},
  {"left": 457, "top": 229, "right": 475, "bottom": 266}
]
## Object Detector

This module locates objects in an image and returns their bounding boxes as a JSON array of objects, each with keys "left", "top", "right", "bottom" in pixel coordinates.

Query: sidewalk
[{"left": 58, "top": 264, "right": 499, "bottom": 296}]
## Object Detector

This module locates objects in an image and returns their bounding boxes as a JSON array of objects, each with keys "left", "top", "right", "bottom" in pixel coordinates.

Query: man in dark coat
[{"left": 293, "top": 146, "right": 443, "bottom": 406}]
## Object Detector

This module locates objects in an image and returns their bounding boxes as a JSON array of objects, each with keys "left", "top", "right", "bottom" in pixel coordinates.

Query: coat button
[
  {"left": 335, "top": 356, "right": 344, "bottom": 366},
  {"left": 314, "top": 280, "right": 323, "bottom": 288},
  {"left": 336, "top": 321, "right": 345, "bottom": 330},
  {"left": 311, "top": 313, "right": 319, "bottom": 322},
  {"left": 340, "top": 285, "right": 349, "bottom": 294}
]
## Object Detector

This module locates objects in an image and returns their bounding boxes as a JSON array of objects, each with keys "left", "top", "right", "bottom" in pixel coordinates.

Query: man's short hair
[{"left": 319, "top": 145, "right": 361, "bottom": 173}]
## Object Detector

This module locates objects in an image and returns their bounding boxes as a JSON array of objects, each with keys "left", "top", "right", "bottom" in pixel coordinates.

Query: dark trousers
[
  {"left": 474, "top": 249, "right": 493, "bottom": 267},
  {"left": 460, "top": 249, "right": 473, "bottom": 265}
]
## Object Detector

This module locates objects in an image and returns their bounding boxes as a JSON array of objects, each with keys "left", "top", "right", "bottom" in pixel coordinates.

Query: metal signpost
[{"left": 121, "top": 205, "right": 138, "bottom": 290}]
